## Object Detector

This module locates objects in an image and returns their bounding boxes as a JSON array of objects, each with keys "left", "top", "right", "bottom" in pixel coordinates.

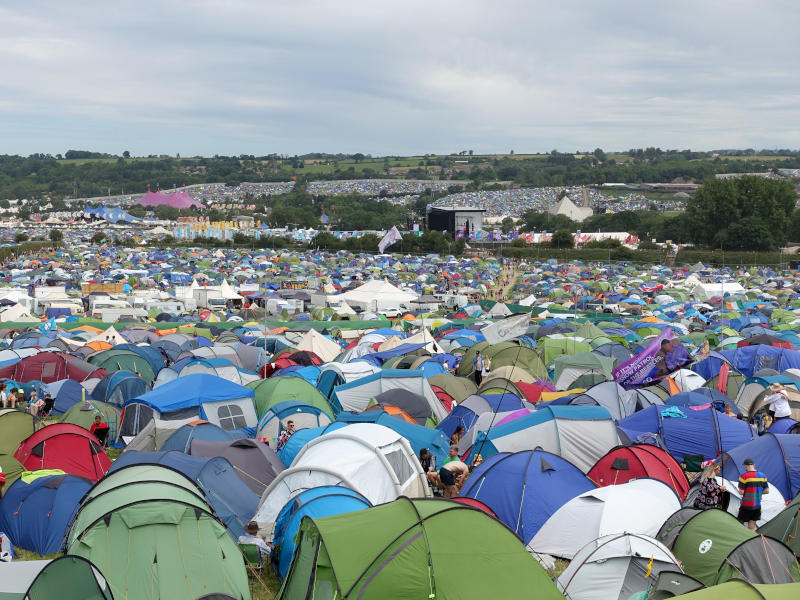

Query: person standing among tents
[
  {"left": 0, "top": 384, "right": 6, "bottom": 408},
  {"left": 763, "top": 384, "right": 792, "bottom": 422},
  {"left": 693, "top": 463, "right": 726, "bottom": 511},
  {"left": 473, "top": 351, "right": 485, "bottom": 385},
  {"left": 418, "top": 448, "right": 439, "bottom": 489},
  {"left": 737, "top": 458, "right": 769, "bottom": 531}
]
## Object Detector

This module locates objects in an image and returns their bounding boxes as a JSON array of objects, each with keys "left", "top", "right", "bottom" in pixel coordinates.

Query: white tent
[
  {"left": 557, "top": 533, "right": 682, "bottom": 600},
  {"left": 683, "top": 477, "right": 785, "bottom": 527},
  {"left": 252, "top": 423, "right": 429, "bottom": 535},
  {"left": 691, "top": 282, "right": 745, "bottom": 301},
  {"left": 393, "top": 328, "right": 442, "bottom": 354},
  {"left": 671, "top": 369, "right": 706, "bottom": 392},
  {"left": 0, "top": 303, "right": 38, "bottom": 323},
  {"left": 338, "top": 279, "right": 418, "bottom": 310},
  {"left": 487, "top": 302, "right": 512, "bottom": 318},
  {"left": 295, "top": 329, "right": 342, "bottom": 363},
  {"left": 121, "top": 416, "right": 200, "bottom": 450},
  {"left": 320, "top": 361, "right": 382, "bottom": 384},
  {"left": 530, "top": 479, "right": 681, "bottom": 558},
  {"left": 88, "top": 325, "right": 128, "bottom": 346}
]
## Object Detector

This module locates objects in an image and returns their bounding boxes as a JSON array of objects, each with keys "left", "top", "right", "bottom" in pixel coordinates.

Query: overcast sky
[{"left": 1, "top": 1, "right": 798, "bottom": 156}]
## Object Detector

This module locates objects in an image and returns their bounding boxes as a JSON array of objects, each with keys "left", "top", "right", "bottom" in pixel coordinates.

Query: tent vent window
[
  {"left": 217, "top": 404, "right": 247, "bottom": 430},
  {"left": 384, "top": 449, "right": 415, "bottom": 484}
]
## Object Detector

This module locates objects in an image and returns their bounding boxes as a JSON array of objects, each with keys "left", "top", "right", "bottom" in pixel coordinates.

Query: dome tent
[
  {"left": 14, "top": 423, "right": 112, "bottom": 482},
  {"left": 189, "top": 437, "right": 285, "bottom": 496},
  {"left": 0, "top": 408, "right": 39, "bottom": 455},
  {"left": 279, "top": 497, "right": 562, "bottom": 600},
  {"left": 588, "top": 444, "right": 690, "bottom": 500},
  {"left": 254, "top": 423, "right": 428, "bottom": 534},
  {"left": 247, "top": 376, "right": 332, "bottom": 419},
  {"left": 557, "top": 533, "right": 682, "bottom": 600},
  {"left": 256, "top": 400, "right": 333, "bottom": 442},
  {"left": 682, "top": 476, "right": 786, "bottom": 527},
  {"left": 530, "top": 479, "right": 681, "bottom": 559},
  {"left": 459, "top": 449, "right": 594, "bottom": 548},
  {"left": 159, "top": 421, "right": 238, "bottom": 453},
  {"left": 720, "top": 433, "right": 800, "bottom": 500},
  {"left": 0, "top": 555, "right": 114, "bottom": 600}
]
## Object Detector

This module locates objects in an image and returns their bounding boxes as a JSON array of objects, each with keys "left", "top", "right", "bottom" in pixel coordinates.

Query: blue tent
[
  {"left": 357, "top": 343, "right": 428, "bottom": 366},
  {"left": 91, "top": 370, "right": 149, "bottom": 407},
  {"left": 721, "top": 433, "right": 800, "bottom": 499},
  {"left": 109, "top": 450, "right": 258, "bottom": 539},
  {"left": 336, "top": 410, "right": 450, "bottom": 467},
  {"left": 283, "top": 365, "right": 321, "bottom": 386},
  {"left": 257, "top": 400, "right": 333, "bottom": 441},
  {"left": 460, "top": 450, "right": 595, "bottom": 545},
  {"left": 665, "top": 390, "right": 740, "bottom": 414},
  {"left": 769, "top": 418, "right": 800, "bottom": 435},
  {"left": 272, "top": 486, "right": 371, "bottom": 579},
  {"left": 693, "top": 345, "right": 800, "bottom": 379},
  {"left": 0, "top": 473, "right": 92, "bottom": 554},
  {"left": 277, "top": 423, "right": 348, "bottom": 466},
  {"left": 436, "top": 393, "right": 528, "bottom": 439},
  {"left": 112, "top": 344, "right": 166, "bottom": 376},
  {"left": 47, "top": 379, "right": 87, "bottom": 415},
  {"left": 160, "top": 421, "right": 240, "bottom": 452},
  {"left": 619, "top": 405, "right": 755, "bottom": 462}
]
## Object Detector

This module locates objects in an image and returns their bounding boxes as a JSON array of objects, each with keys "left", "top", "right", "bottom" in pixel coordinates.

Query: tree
[
  {"left": 685, "top": 176, "right": 796, "bottom": 250},
  {"left": 49, "top": 229, "right": 63, "bottom": 242},
  {"left": 122, "top": 150, "right": 130, "bottom": 159},
  {"left": 550, "top": 229, "right": 574, "bottom": 248},
  {"left": 593, "top": 147, "right": 607, "bottom": 162},
  {"left": 91, "top": 231, "right": 106, "bottom": 244},
  {"left": 501, "top": 217, "right": 516, "bottom": 234},
  {"left": 14, "top": 233, "right": 28, "bottom": 243}
]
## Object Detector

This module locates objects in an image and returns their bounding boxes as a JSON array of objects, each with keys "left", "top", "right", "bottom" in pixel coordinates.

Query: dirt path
[{"left": 491, "top": 264, "right": 521, "bottom": 302}]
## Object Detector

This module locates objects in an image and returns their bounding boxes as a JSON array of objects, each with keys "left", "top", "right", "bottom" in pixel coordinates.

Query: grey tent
[
  {"left": 189, "top": 438, "right": 285, "bottom": 496},
  {"left": 557, "top": 533, "right": 682, "bottom": 600},
  {"left": 569, "top": 382, "right": 637, "bottom": 420},
  {"left": 369, "top": 388, "right": 433, "bottom": 426}
]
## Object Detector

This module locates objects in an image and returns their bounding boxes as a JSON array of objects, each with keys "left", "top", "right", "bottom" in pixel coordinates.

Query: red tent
[
  {"left": 451, "top": 497, "right": 497, "bottom": 518},
  {"left": 0, "top": 353, "right": 106, "bottom": 383},
  {"left": 430, "top": 385, "right": 454, "bottom": 412},
  {"left": 514, "top": 381, "right": 556, "bottom": 404},
  {"left": 14, "top": 424, "right": 112, "bottom": 482},
  {"left": 587, "top": 444, "right": 689, "bottom": 500},
  {"left": 737, "top": 335, "right": 793, "bottom": 350}
]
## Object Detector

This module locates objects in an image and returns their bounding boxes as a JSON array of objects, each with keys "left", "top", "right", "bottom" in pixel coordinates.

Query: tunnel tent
[
  {"left": 720, "top": 433, "right": 800, "bottom": 501},
  {"left": 279, "top": 497, "right": 563, "bottom": 600}
]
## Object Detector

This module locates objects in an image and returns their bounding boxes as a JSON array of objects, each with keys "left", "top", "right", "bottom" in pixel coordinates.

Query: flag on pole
[
  {"left": 38, "top": 317, "right": 56, "bottom": 334},
  {"left": 378, "top": 226, "right": 402, "bottom": 253}
]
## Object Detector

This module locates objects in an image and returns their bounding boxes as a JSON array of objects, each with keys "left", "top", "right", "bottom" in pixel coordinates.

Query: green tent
[
  {"left": 427, "top": 373, "right": 477, "bottom": 405},
  {"left": 87, "top": 349, "right": 156, "bottom": 384},
  {"left": 669, "top": 509, "right": 800, "bottom": 586},
  {"left": 67, "top": 476, "right": 248, "bottom": 600},
  {"left": 661, "top": 580, "right": 800, "bottom": 599},
  {"left": 552, "top": 352, "right": 615, "bottom": 389},
  {"left": 0, "top": 409, "right": 39, "bottom": 455},
  {"left": 537, "top": 337, "right": 593, "bottom": 367},
  {"left": 247, "top": 376, "right": 332, "bottom": 419},
  {"left": 702, "top": 372, "right": 746, "bottom": 402},
  {"left": 62, "top": 399, "right": 121, "bottom": 442},
  {"left": 455, "top": 341, "right": 489, "bottom": 377},
  {"left": 759, "top": 494, "right": 800, "bottom": 558},
  {"left": 483, "top": 342, "right": 548, "bottom": 381},
  {"left": 0, "top": 555, "right": 113, "bottom": 600},
  {"left": 0, "top": 452, "right": 25, "bottom": 488},
  {"left": 279, "top": 497, "right": 562, "bottom": 600}
]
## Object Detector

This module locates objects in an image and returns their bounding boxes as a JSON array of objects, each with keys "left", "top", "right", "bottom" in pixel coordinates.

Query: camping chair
[
  {"left": 238, "top": 543, "right": 271, "bottom": 597},
  {"left": 683, "top": 454, "right": 704, "bottom": 473}
]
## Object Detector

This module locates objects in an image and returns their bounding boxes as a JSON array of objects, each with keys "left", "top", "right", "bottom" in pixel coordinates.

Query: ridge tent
[
  {"left": 335, "top": 410, "right": 450, "bottom": 467},
  {"left": 0, "top": 555, "right": 114, "bottom": 600},
  {"left": 120, "top": 374, "right": 256, "bottom": 439},
  {"left": 254, "top": 423, "right": 428, "bottom": 535},
  {"left": 189, "top": 438, "right": 285, "bottom": 496},
  {"left": 256, "top": 400, "right": 333, "bottom": 442},
  {"left": 0, "top": 409, "right": 39, "bottom": 455},
  {"left": 14, "top": 424, "right": 111, "bottom": 482},
  {"left": 66, "top": 480, "right": 248, "bottom": 600},
  {"left": 557, "top": 533, "right": 682, "bottom": 600},
  {"left": 278, "top": 497, "right": 562, "bottom": 600},
  {"left": 469, "top": 405, "right": 620, "bottom": 472},
  {"left": 160, "top": 421, "right": 238, "bottom": 452},
  {"left": 666, "top": 508, "right": 800, "bottom": 586},
  {"left": 683, "top": 476, "right": 786, "bottom": 527},
  {"left": 0, "top": 472, "right": 92, "bottom": 555},
  {"left": 720, "top": 433, "right": 800, "bottom": 500},
  {"left": 109, "top": 450, "right": 258, "bottom": 539},
  {"left": 588, "top": 444, "right": 690, "bottom": 500},
  {"left": 331, "top": 369, "right": 447, "bottom": 422},
  {"left": 272, "top": 486, "right": 372, "bottom": 579},
  {"left": 758, "top": 494, "right": 800, "bottom": 557},
  {"left": 247, "top": 376, "right": 332, "bottom": 419},
  {"left": 459, "top": 449, "right": 595, "bottom": 548},
  {"left": 619, "top": 405, "right": 755, "bottom": 462},
  {"left": 530, "top": 479, "right": 681, "bottom": 559}
]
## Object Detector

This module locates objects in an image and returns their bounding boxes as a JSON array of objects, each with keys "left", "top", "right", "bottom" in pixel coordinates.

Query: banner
[
  {"left": 481, "top": 313, "right": 530, "bottom": 345},
  {"left": 612, "top": 328, "right": 691, "bottom": 389},
  {"left": 378, "top": 226, "right": 402, "bottom": 253}
]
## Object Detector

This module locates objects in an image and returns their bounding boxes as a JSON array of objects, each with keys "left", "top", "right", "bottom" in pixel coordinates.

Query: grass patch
[{"left": 547, "top": 558, "right": 569, "bottom": 579}]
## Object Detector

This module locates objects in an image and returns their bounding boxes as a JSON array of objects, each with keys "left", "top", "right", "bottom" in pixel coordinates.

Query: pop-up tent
[
  {"left": 460, "top": 449, "right": 594, "bottom": 548},
  {"left": 665, "top": 508, "right": 800, "bottom": 586},
  {"left": 557, "top": 533, "right": 682, "bottom": 600},
  {"left": 120, "top": 374, "right": 256, "bottom": 439},
  {"left": 759, "top": 493, "right": 800, "bottom": 557},
  {"left": 279, "top": 497, "right": 563, "bottom": 600}
]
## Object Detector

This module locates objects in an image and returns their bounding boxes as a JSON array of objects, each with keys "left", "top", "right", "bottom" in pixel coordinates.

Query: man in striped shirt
[{"left": 737, "top": 458, "right": 769, "bottom": 531}]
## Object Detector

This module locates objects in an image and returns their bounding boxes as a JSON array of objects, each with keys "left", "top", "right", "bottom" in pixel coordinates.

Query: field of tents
[{"left": 3, "top": 258, "right": 800, "bottom": 598}]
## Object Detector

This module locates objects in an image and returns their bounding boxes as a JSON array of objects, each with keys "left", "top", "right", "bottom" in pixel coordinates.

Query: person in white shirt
[
  {"left": 763, "top": 385, "right": 792, "bottom": 420},
  {"left": 238, "top": 521, "right": 272, "bottom": 560}
]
